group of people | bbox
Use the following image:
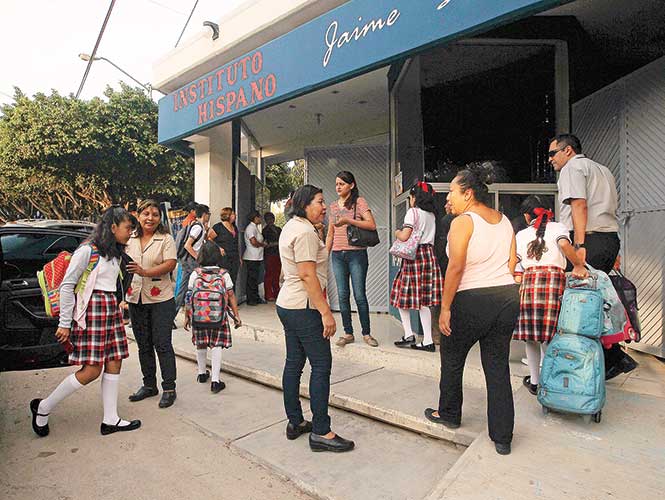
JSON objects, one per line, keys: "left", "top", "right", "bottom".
{"left": 30, "top": 133, "right": 634, "bottom": 458}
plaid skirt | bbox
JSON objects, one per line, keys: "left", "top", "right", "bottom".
{"left": 191, "top": 320, "right": 232, "bottom": 349}
{"left": 69, "top": 291, "right": 129, "bottom": 365}
{"left": 513, "top": 266, "right": 566, "bottom": 343}
{"left": 390, "top": 244, "right": 443, "bottom": 310}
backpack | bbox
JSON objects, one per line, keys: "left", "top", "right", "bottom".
{"left": 190, "top": 267, "right": 228, "bottom": 328}
{"left": 37, "top": 244, "right": 100, "bottom": 317}
{"left": 557, "top": 274, "right": 605, "bottom": 339}
{"left": 176, "top": 222, "right": 204, "bottom": 259}
{"left": 609, "top": 269, "right": 641, "bottom": 342}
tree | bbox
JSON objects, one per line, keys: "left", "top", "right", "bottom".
{"left": 0, "top": 84, "right": 193, "bottom": 222}
{"left": 265, "top": 159, "right": 305, "bottom": 202}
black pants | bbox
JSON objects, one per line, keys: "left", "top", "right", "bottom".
{"left": 568, "top": 231, "right": 627, "bottom": 369}
{"left": 438, "top": 285, "right": 520, "bottom": 445}
{"left": 221, "top": 254, "right": 240, "bottom": 291}
{"left": 245, "top": 260, "right": 262, "bottom": 304}
{"left": 277, "top": 306, "right": 332, "bottom": 436}
{"left": 129, "top": 298, "right": 177, "bottom": 391}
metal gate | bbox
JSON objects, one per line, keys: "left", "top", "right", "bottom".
{"left": 235, "top": 160, "right": 252, "bottom": 303}
{"left": 573, "top": 56, "right": 665, "bottom": 358}
{"left": 305, "top": 144, "right": 390, "bottom": 312}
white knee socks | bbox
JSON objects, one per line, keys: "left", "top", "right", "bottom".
{"left": 419, "top": 307, "right": 433, "bottom": 346}
{"left": 37, "top": 373, "right": 84, "bottom": 426}
{"left": 196, "top": 349, "right": 208, "bottom": 375}
{"left": 211, "top": 347, "right": 222, "bottom": 383}
{"left": 398, "top": 309, "right": 414, "bottom": 339}
{"left": 101, "top": 373, "right": 130, "bottom": 426}
{"left": 525, "top": 341, "right": 542, "bottom": 385}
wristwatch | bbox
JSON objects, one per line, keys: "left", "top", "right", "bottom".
{"left": 574, "top": 243, "right": 585, "bottom": 250}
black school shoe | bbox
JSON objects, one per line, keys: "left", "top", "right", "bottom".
{"left": 197, "top": 370, "right": 210, "bottom": 383}
{"left": 495, "top": 442, "right": 511, "bottom": 455}
{"left": 309, "top": 433, "right": 355, "bottom": 452}
{"left": 424, "top": 408, "right": 461, "bottom": 429}
{"left": 394, "top": 335, "right": 416, "bottom": 348}
{"left": 605, "top": 354, "right": 638, "bottom": 381}
{"left": 159, "top": 390, "right": 177, "bottom": 408}
{"left": 30, "top": 399, "right": 50, "bottom": 437}
{"left": 286, "top": 420, "right": 312, "bottom": 440}
{"left": 411, "top": 342, "right": 435, "bottom": 352}
{"left": 523, "top": 376, "right": 538, "bottom": 396}
{"left": 128, "top": 386, "right": 158, "bottom": 402}
{"left": 101, "top": 419, "right": 142, "bottom": 436}
{"left": 211, "top": 381, "right": 226, "bottom": 393}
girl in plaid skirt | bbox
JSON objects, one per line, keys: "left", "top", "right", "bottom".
{"left": 30, "top": 207, "right": 141, "bottom": 437}
{"left": 513, "top": 196, "right": 587, "bottom": 395}
{"left": 184, "top": 242, "right": 241, "bottom": 393}
{"left": 391, "top": 182, "right": 443, "bottom": 352}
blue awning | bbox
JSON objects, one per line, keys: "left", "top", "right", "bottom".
{"left": 158, "top": 0, "right": 572, "bottom": 144}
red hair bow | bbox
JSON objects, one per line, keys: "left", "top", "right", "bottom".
{"left": 418, "top": 181, "right": 434, "bottom": 193}
{"left": 533, "top": 207, "right": 554, "bottom": 230}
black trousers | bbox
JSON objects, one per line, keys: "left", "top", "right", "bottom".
{"left": 568, "top": 231, "right": 627, "bottom": 369}
{"left": 221, "top": 254, "right": 240, "bottom": 291}
{"left": 438, "top": 284, "right": 520, "bottom": 444}
{"left": 129, "top": 298, "right": 177, "bottom": 391}
{"left": 244, "top": 260, "right": 262, "bottom": 304}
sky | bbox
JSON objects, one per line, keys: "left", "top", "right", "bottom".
{"left": 0, "top": 0, "right": 248, "bottom": 105}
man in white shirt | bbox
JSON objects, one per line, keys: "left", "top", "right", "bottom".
{"left": 549, "top": 134, "right": 637, "bottom": 379}
{"left": 243, "top": 210, "right": 266, "bottom": 305}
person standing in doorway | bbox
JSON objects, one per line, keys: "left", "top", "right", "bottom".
{"left": 208, "top": 207, "right": 241, "bottom": 290}
{"left": 175, "top": 204, "right": 210, "bottom": 315}
{"left": 262, "top": 212, "right": 282, "bottom": 301}
{"left": 326, "top": 171, "right": 378, "bottom": 347}
{"left": 277, "top": 185, "right": 354, "bottom": 453}
{"left": 125, "top": 200, "right": 179, "bottom": 409}
{"left": 391, "top": 182, "right": 443, "bottom": 352}
{"left": 425, "top": 164, "right": 519, "bottom": 456}
{"left": 548, "top": 133, "right": 637, "bottom": 380}
{"left": 244, "top": 210, "right": 266, "bottom": 306}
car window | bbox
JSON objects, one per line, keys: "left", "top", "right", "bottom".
{"left": 1, "top": 233, "right": 84, "bottom": 280}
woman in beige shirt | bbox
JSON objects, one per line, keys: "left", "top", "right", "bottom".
{"left": 124, "top": 200, "right": 178, "bottom": 409}
{"left": 277, "top": 185, "right": 354, "bottom": 453}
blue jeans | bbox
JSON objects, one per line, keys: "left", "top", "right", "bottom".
{"left": 331, "top": 250, "right": 371, "bottom": 336}
{"left": 277, "top": 306, "right": 332, "bottom": 436}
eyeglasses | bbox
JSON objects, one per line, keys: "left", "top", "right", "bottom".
{"left": 547, "top": 147, "right": 565, "bottom": 158}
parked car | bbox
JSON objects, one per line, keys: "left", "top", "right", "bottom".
{"left": 0, "top": 220, "right": 94, "bottom": 371}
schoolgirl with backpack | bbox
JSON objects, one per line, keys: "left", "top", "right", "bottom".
{"left": 184, "top": 241, "right": 241, "bottom": 393}
{"left": 513, "top": 196, "right": 588, "bottom": 395}
{"left": 31, "top": 207, "right": 141, "bottom": 437}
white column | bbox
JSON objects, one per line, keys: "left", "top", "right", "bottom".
{"left": 191, "top": 123, "right": 234, "bottom": 222}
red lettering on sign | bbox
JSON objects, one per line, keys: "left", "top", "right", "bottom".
{"left": 237, "top": 87, "right": 248, "bottom": 109}
{"left": 197, "top": 102, "right": 207, "bottom": 125}
{"left": 206, "top": 75, "right": 214, "bottom": 96}
{"left": 264, "top": 73, "right": 277, "bottom": 98}
{"left": 207, "top": 99, "right": 214, "bottom": 121}
{"left": 173, "top": 93, "right": 179, "bottom": 112}
{"left": 250, "top": 78, "right": 264, "bottom": 104}
{"left": 216, "top": 95, "right": 225, "bottom": 116}
{"left": 198, "top": 79, "right": 207, "bottom": 100}
{"left": 226, "top": 90, "right": 237, "bottom": 109}
{"left": 216, "top": 68, "right": 225, "bottom": 91}
{"left": 251, "top": 51, "right": 263, "bottom": 74}
{"left": 188, "top": 84, "right": 197, "bottom": 104}
{"left": 179, "top": 90, "right": 188, "bottom": 109}
{"left": 239, "top": 56, "right": 251, "bottom": 80}
{"left": 226, "top": 63, "right": 238, "bottom": 86}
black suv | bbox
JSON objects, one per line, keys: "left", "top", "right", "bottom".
{"left": 0, "top": 220, "right": 94, "bottom": 371}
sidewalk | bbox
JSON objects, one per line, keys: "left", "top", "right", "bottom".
{"left": 133, "top": 304, "right": 665, "bottom": 499}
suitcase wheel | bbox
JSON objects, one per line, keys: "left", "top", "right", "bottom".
{"left": 593, "top": 411, "right": 602, "bottom": 424}
{"left": 541, "top": 406, "right": 549, "bottom": 416}
{"left": 582, "top": 414, "right": 592, "bottom": 424}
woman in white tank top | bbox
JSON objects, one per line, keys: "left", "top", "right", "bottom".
{"left": 424, "top": 164, "right": 520, "bottom": 456}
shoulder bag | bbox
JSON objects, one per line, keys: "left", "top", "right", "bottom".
{"left": 389, "top": 208, "right": 423, "bottom": 260}
{"left": 346, "top": 204, "right": 380, "bottom": 248}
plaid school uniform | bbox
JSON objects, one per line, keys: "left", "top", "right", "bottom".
{"left": 69, "top": 291, "right": 129, "bottom": 365}
{"left": 513, "top": 265, "right": 566, "bottom": 343}
{"left": 390, "top": 244, "right": 443, "bottom": 310}
{"left": 192, "top": 322, "right": 232, "bottom": 349}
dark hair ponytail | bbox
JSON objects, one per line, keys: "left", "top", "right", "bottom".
{"left": 89, "top": 206, "right": 131, "bottom": 260}
{"left": 456, "top": 162, "right": 495, "bottom": 205}
{"left": 336, "top": 171, "right": 359, "bottom": 210}
{"left": 523, "top": 196, "right": 554, "bottom": 261}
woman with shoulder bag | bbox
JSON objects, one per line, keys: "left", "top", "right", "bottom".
{"left": 326, "top": 171, "right": 379, "bottom": 347}
{"left": 125, "top": 199, "right": 179, "bottom": 409}
{"left": 391, "top": 181, "right": 443, "bottom": 352}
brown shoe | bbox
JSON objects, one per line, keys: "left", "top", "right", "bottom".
{"left": 363, "top": 335, "right": 378, "bottom": 347}
{"left": 336, "top": 335, "right": 355, "bottom": 347}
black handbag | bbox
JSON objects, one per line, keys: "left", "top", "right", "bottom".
{"left": 346, "top": 204, "right": 380, "bottom": 247}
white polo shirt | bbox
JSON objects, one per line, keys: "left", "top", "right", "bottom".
{"left": 243, "top": 222, "right": 264, "bottom": 261}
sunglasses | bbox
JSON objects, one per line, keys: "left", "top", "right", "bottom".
{"left": 547, "top": 147, "right": 566, "bottom": 158}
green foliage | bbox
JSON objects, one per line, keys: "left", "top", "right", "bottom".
{"left": 0, "top": 84, "right": 193, "bottom": 222}
{"left": 265, "top": 159, "right": 305, "bottom": 202}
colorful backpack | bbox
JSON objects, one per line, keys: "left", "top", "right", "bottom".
{"left": 37, "top": 244, "right": 100, "bottom": 317}
{"left": 189, "top": 267, "right": 228, "bottom": 328}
